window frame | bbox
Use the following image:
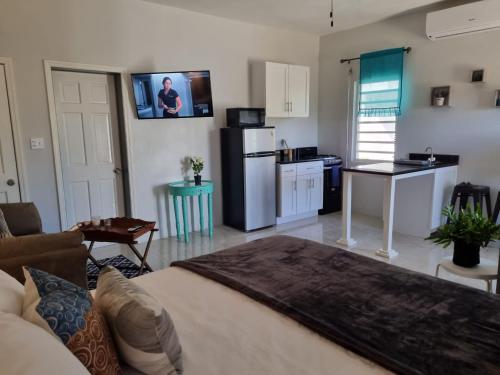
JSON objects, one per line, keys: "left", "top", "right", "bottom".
{"left": 351, "top": 81, "right": 397, "bottom": 163}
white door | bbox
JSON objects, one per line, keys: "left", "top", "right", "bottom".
{"left": 296, "top": 175, "right": 311, "bottom": 214}
{"left": 52, "top": 70, "right": 125, "bottom": 227}
{"left": 278, "top": 176, "right": 297, "bottom": 217}
{"left": 309, "top": 173, "right": 324, "bottom": 211}
{"left": 288, "top": 65, "right": 310, "bottom": 118}
{"left": 0, "top": 64, "right": 21, "bottom": 203}
{"left": 265, "top": 62, "right": 289, "bottom": 118}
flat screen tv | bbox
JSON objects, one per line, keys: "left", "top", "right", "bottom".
{"left": 131, "top": 70, "right": 213, "bottom": 119}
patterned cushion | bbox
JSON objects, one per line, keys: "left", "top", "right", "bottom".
{"left": 22, "top": 267, "right": 121, "bottom": 374}
{"left": 0, "top": 208, "right": 13, "bottom": 238}
{"left": 96, "top": 266, "right": 183, "bottom": 375}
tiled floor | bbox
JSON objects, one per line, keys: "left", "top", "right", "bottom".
{"left": 96, "top": 212, "right": 499, "bottom": 292}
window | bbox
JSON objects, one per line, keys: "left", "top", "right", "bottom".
{"left": 354, "top": 80, "right": 397, "bottom": 161}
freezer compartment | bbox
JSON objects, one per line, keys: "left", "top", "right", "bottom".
{"left": 243, "top": 127, "right": 276, "bottom": 155}
{"left": 244, "top": 155, "right": 276, "bottom": 230}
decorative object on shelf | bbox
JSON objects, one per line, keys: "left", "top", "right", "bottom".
{"left": 427, "top": 205, "right": 500, "bottom": 267}
{"left": 471, "top": 69, "right": 486, "bottom": 83}
{"left": 431, "top": 86, "right": 450, "bottom": 107}
{"left": 495, "top": 90, "right": 500, "bottom": 107}
{"left": 190, "top": 156, "right": 204, "bottom": 185}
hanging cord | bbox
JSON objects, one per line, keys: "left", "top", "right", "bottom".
{"left": 330, "top": 0, "right": 334, "bottom": 28}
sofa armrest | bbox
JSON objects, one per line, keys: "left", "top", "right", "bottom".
{"left": 0, "top": 231, "right": 84, "bottom": 258}
{"left": 0, "top": 245, "right": 88, "bottom": 289}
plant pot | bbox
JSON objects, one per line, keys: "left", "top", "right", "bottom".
{"left": 194, "top": 175, "right": 202, "bottom": 186}
{"left": 434, "top": 97, "right": 445, "bottom": 106}
{"left": 452, "top": 240, "right": 480, "bottom": 267}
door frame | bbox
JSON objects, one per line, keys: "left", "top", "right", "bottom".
{"left": 0, "top": 57, "right": 28, "bottom": 201}
{"left": 44, "top": 60, "right": 136, "bottom": 230}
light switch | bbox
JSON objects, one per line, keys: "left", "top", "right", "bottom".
{"left": 30, "top": 138, "right": 45, "bottom": 150}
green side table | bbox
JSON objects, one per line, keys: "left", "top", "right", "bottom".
{"left": 168, "top": 180, "right": 214, "bottom": 242}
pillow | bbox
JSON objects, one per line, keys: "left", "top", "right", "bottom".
{"left": 96, "top": 266, "right": 182, "bottom": 375}
{"left": 22, "top": 267, "right": 121, "bottom": 374}
{"left": 0, "top": 270, "right": 24, "bottom": 315}
{"left": 0, "top": 311, "right": 89, "bottom": 375}
{"left": 0, "top": 208, "right": 13, "bottom": 238}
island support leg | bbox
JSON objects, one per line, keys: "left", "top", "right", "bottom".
{"left": 337, "top": 171, "right": 357, "bottom": 247}
{"left": 376, "top": 176, "right": 399, "bottom": 259}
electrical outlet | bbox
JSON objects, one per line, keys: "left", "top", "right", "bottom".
{"left": 30, "top": 138, "right": 45, "bottom": 150}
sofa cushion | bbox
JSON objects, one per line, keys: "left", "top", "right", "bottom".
{"left": 22, "top": 267, "right": 121, "bottom": 374}
{"left": 0, "top": 202, "right": 42, "bottom": 236}
{"left": 0, "top": 208, "right": 13, "bottom": 239}
{"left": 96, "top": 266, "right": 183, "bottom": 375}
{"left": 0, "top": 311, "right": 89, "bottom": 375}
{"left": 0, "top": 269, "right": 24, "bottom": 315}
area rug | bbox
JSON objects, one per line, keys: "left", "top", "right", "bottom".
{"left": 87, "top": 255, "right": 150, "bottom": 290}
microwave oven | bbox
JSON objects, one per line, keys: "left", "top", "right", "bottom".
{"left": 226, "top": 108, "right": 265, "bottom": 128}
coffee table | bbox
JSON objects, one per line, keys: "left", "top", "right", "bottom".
{"left": 78, "top": 217, "right": 158, "bottom": 275}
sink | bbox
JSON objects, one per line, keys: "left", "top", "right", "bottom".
{"left": 394, "top": 159, "right": 441, "bottom": 166}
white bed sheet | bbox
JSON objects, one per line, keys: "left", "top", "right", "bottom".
{"left": 132, "top": 267, "right": 392, "bottom": 375}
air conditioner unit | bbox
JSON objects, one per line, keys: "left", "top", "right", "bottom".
{"left": 426, "top": 0, "right": 500, "bottom": 40}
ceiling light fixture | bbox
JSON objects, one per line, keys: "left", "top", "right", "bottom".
{"left": 330, "top": 0, "right": 334, "bottom": 28}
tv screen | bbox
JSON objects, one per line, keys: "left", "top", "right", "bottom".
{"left": 131, "top": 71, "right": 213, "bottom": 119}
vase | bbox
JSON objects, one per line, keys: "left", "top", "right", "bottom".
{"left": 452, "top": 240, "right": 480, "bottom": 267}
{"left": 194, "top": 175, "right": 202, "bottom": 186}
{"left": 434, "top": 97, "right": 445, "bottom": 106}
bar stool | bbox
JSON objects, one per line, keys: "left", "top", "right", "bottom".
{"left": 448, "top": 182, "right": 492, "bottom": 222}
{"left": 493, "top": 191, "right": 500, "bottom": 224}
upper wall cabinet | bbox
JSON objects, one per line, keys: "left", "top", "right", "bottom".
{"left": 251, "top": 62, "right": 310, "bottom": 118}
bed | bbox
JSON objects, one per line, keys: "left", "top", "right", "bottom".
{"left": 133, "top": 235, "right": 500, "bottom": 375}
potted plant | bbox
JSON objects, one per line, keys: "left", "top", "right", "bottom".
{"left": 190, "top": 156, "right": 204, "bottom": 185}
{"left": 427, "top": 205, "right": 500, "bottom": 267}
{"left": 433, "top": 93, "right": 445, "bottom": 106}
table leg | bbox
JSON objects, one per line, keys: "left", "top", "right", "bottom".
{"left": 486, "top": 280, "right": 492, "bottom": 293}
{"left": 127, "top": 243, "right": 154, "bottom": 273}
{"left": 337, "top": 171, "right": 356, "bottom": 247}
{"left": 435, "top": 264, "right": 441, "bottom": 277}
{"left": 87, "top": 241, "right": 102, "bottom": 268}
{"left": 198, "top": 193, "right": 204, "bottom": 235}
{"left": 138, "top": 229, "right": 156, "bottom": 275}
{"left": 376, "top": 176, "right": 399, "bottom": 259}
{"left": 208, "top": 192, "right": 213, "bottom": 238}
{"left": 182, "top": 196, "right": 189, "bottom": 242}
{"left": 172, "top": 196, "right": 181, "bottom": 240}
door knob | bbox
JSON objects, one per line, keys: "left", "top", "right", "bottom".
{"left": 6, "top": 179, "right": 16, "bottom": 186}
{"left": 113, "top": 168, "right": 122, "bottom": 174}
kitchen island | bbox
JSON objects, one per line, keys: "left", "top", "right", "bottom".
{"left": 337, "top": 157, "right": 459, "bottom": 258}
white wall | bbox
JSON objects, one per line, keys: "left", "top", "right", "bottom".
{"left": 318, "top": 5, "right": 500, "bottom": 217}
{"left": 0, "top": 0, "right": 319, "bottom": 234}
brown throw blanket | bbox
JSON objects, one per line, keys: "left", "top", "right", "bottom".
{"left": 172, "top": 235, "right": 500, "bottom": 375}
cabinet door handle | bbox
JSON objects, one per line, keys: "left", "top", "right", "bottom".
{"left": 290, "top": 102, "right": 293, "bottom": 113}
{"left": 293, "top": 181, "right": 297, "bottom": 191}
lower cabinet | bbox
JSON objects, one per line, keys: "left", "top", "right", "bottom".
{"left": 277, "top": 162, "right": 323, "bottom": 221}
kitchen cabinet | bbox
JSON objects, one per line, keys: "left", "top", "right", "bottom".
{"left": 277, "top": 161, "right": 323, "bottom": 224}
{"left": 251, "top": 62, "right": 310, "bottom": 118}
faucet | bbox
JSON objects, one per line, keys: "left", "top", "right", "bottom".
{"left": 425, "top": 147, "right": 435, "bottom": 165}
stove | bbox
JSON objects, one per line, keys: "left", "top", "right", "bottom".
{"left": 317, "top": 154, "right": 343, "bottom": 166}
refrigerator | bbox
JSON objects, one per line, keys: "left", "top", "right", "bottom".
{"left": 221, "top": 127, "right": 276, "bottom": 231}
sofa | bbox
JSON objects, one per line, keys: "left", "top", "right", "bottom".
{"left": 0, "top": 203, "right": 88, "bottom": 288}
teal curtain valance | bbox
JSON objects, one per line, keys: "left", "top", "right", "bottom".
{"left": 359, "top": 47, "right": 404, "bottom": 117}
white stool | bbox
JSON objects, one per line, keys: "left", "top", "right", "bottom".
{"left": 435, "top": 256, "right": 497, "bottom": 293}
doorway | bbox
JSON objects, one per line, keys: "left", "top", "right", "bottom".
{"left": 45, "top": 61, "right": 134, "bottom": 230}
{"left": 0, "top": 60, "right": 22, "bottom": 203}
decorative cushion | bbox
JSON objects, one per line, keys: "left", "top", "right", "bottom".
{"left": 0, "top": 311, "right": 89, "bottom": 375}
{"left": 0, "top": 269, "right": 24, "bottom": 315}
{"left": 96, "top": 266, "right": 183, "bottom": 375}
{"left": 22, "top": 267, "right": 121, "bottom": 374}
{"left": 0, "top": 208, "right": 13, "bottom": 238}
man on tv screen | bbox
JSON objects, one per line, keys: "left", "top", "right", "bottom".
{"left": 158, "top": 76, "right": 183, "bottom": 118}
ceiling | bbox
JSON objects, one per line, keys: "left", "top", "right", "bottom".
{"left": 142, "top": 0, "right": 446, "bottom": 35}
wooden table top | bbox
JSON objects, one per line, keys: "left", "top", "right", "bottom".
{"left": 77, "top": 217, "right": 156, "bottom": 244}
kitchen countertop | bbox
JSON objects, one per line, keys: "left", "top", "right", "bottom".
{"left": 343, "top": 161, "right": 458, "bottom": 176}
